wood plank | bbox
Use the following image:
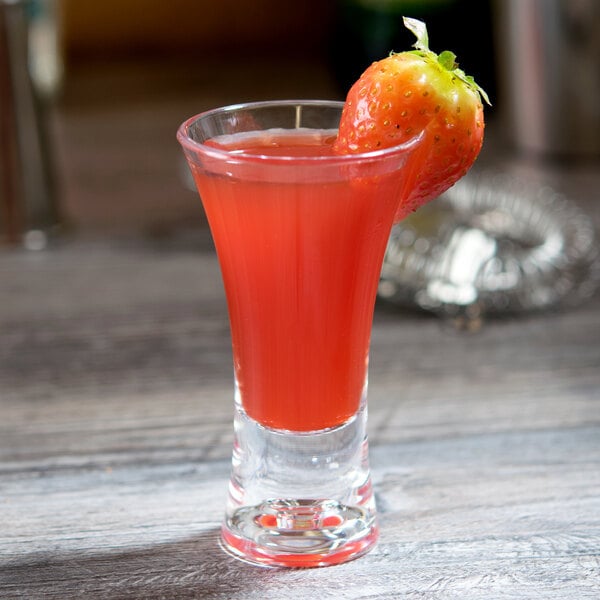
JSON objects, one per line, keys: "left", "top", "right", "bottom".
{"left": 1, "top": 428, "right": 598, "bottom": 598}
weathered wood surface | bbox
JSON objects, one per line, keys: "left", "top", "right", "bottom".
{"left": 1, "top": 224, "right": 599, "bottom": 599}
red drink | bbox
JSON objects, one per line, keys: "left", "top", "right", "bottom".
{"left": 179, "top": 101, "right": 422, "bottom": 567}
{"left": 190, "top": 129, "right": 411, "bottom": 431}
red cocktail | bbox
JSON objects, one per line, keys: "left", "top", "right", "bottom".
{"left": 178, "top": 101, "right": 422, "bottom": 567}
{"left": 199, "top": 130, "right": 416, "bottom": 432}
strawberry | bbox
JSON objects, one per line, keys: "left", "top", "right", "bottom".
{"left": 333, "top": 17, "right": 490, "bottom": 222}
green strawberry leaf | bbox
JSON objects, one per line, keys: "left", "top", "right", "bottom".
{"left": 438, "top": 50, "right": 457, "bottom": 71}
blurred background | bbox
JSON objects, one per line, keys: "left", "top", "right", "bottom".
{"left": 2, "top": 0, "right": 502, "bottom": 244}
{"left": 1, "top": 0, "right": 599, "bottom": 316}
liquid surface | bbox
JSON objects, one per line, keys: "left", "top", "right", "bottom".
{"left": 207, "top": 128, "right": 338, "bottom": 157}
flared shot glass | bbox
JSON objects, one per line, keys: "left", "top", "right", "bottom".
{"left": 177, "top": 100, "right": 422, "bottom": 567}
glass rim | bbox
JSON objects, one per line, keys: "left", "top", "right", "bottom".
{"left": 176, "top": 99, "right": 423, "bottom": 163}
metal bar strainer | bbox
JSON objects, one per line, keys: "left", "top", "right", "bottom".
{"left": 380, "top": 170, "right": 599, "bottom": 317}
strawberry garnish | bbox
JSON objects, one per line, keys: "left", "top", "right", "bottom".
{"left": 334, "top": 17, "right": 490, "bottom": 222}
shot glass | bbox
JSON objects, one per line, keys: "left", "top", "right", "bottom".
{"left": 177, "top": 100, "right": 422, "bottom": 567}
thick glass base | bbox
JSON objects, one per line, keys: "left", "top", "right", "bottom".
{"left": 221, "top": 403, "right": 378, "bottom": 567}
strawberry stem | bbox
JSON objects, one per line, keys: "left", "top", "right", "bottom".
{"left": 403, "top": 16, "right": 429, "bottom": 52}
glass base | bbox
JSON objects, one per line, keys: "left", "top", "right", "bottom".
{"left": 220, "top": 403, "right": 378, "bottom": 567}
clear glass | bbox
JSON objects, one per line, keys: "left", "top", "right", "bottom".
{"left": 178, "top": 100, "right": 422, "bottom": 567}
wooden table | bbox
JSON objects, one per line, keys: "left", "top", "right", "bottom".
{"left": 1, "top": 60, "right": 600, "bottom": 597}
